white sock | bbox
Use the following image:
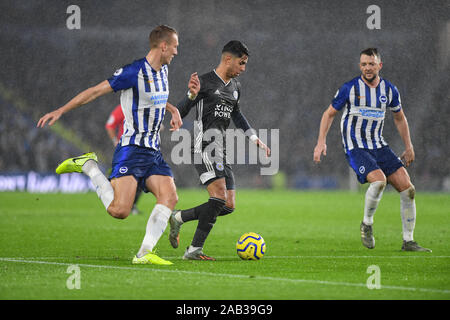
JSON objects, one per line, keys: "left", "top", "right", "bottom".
{"left": 400, "top": 186, "right": 416, "bottom": 242}
{"left": 363, "top": 181, "right": 386, "bottom": 226}
{"left": 187, "top": 245, "right": 202, "bottom": 253}
{"left": 82, "top": 160, "right": 114, "bottom": 210}
{"left": 174, "top": 211, "right": 184, "bottom": 223}
{"left": 137, "top": 204, "right": 172, "bottom": 257}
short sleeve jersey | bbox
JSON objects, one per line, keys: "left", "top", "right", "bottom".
{"left": 107, "top": 58, "right": 169, "bottom": 150}
{"left": 331, "top": 76, "right": 402, "bottom": 152}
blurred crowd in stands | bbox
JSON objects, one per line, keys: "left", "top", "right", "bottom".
{"left": 0, "top": 1, "right": 448, "bottom": 190}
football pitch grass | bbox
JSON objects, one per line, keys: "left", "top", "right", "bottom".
{"left": 0, "top": 189, "right": 449, "bottom": 300}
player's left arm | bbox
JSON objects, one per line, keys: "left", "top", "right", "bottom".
{"left": 232, "top": 109, "right": 271, "bottom": 157}
{"left": 392, "top": 108, "right": 415, "bottom": 167}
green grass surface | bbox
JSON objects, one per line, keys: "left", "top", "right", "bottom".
{"left": 0, "top": 189, "right": 449, "bottom": 300}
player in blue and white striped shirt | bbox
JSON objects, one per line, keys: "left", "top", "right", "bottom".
{"left": 38, "top": 25, "right": 201, "bottom": 265}
{"left": 108, "top": 60, "right": 169, "bottom": 150}
{"left": 333, "top": 72, "right": 401, "bottom": 153}
{"left": 313, "top": 48, "right": 430, "bottom": 252}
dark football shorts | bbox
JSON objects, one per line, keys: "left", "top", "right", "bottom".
{"left": 193, "top": 152, "right": 235, "bottom": 190}
{"left": 345, "top": 146, "right": 404, "bottom": 184}
{"left": 110, "top": 144, "right": 173, "bottom": 192}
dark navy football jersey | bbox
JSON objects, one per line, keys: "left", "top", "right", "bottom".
{"left": 177, "top": 70, "right": 253, "bottom": 154}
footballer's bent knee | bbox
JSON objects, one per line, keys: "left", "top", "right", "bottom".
{"left": 164, "top": 192, "right": 178, "bottom": 209}
{"left": 107, "top": 206, "right": 130, "bottom": 220}
{"left": 209, "top": 187, "right": 227, "bottom": 202}
{"left": 225, "top": 199, "right": 235, "bottom": 210}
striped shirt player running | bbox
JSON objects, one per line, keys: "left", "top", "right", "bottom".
{"left": 37, "top": 25, "right": 200, "bottom": 265}
{"left": 313, "top": 48, "right": 430, "bottom": 252}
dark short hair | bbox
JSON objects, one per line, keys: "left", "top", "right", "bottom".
{"left": 149, "top": 25, "right": 178, "bottom": 48}
{"left": 360, "top": 47, "right": 381, "bottom": 61}
{"left": 222, "top": 40, "right": 250, "bottom": 58}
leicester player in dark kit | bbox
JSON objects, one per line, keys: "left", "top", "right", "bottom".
{"left": 168, "top": 41, "right": 271, "bottom": 260}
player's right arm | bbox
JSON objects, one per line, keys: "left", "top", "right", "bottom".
{"left": 37, "top": 80, "right": 113, "bottom": 128}
{"left": 314, "top": 83, "right": 348, "bottom": 163}
{"left": 313, "top": 104, "right": 338, "bottom": 163}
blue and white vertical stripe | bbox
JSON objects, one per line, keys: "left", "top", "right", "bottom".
{"left": 108, "top": 58, "right": 169, "bottom": 151}
{"left": 331, "top": 76, "right": 402, "bottom": 153}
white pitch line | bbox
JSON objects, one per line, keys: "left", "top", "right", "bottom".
{"left": 5, "top": 255, "right": 450, "bottom": 260}
{"left": 0, "top": 257, "right": 449, "bottom": 295}
{"left": 200, "top": 255, "right": 450, "bottom": 260}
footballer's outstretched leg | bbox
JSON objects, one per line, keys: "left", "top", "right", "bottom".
{"left": 132, "top": 251, "right": 173, "bottom": 265}
{"left": 169, "top": 210, "right": 183, "bottom": 248}
{"left": 56, "top": 152, "right": 116, "bottom": 213}
{"left": 401, "top": 241, "right": 432, "bottom": 252}
{"left": 133, "top": 175, "right": 177, "bottom": 264}
{"left": 55, "top": 152, "right": 98, "bottom": 174}
{"left": 388, "top": 169, "right": 432, "bottom": 252}
{"left": 183, "top": 247, "right": 215, "bottom": 261}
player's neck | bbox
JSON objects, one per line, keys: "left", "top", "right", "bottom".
{"left": 146, "top": 50, "right": 163, "bottom": 71}
{"left": 214, "top": 65, "right": 231, "bottom": 84}
{"left": 361, "top": 75, "right": 380, "bottom": 88}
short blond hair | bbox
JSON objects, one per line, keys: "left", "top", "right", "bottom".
{"left": 149, "top": 25, "right": 177, "bottom": 48}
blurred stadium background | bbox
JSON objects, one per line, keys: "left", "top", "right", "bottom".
{"left": 0, "top": 0, "right": 448, "bottom": 192}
